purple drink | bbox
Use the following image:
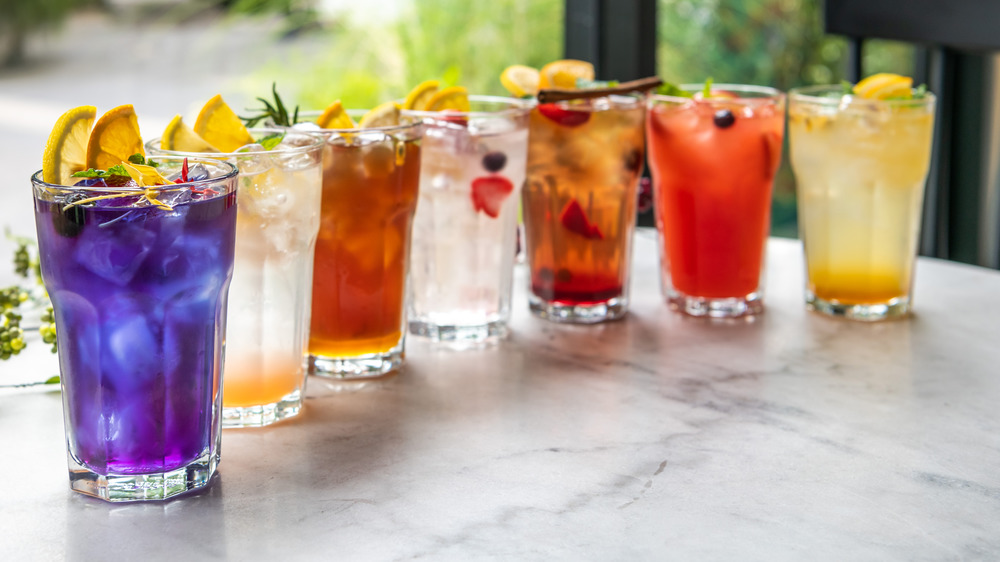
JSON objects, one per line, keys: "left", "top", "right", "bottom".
{"left": 31, "top": 157, "right": 239, "bottom": 502}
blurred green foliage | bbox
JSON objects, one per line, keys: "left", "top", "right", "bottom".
{"left": 0, "top": 0, "right": 82, "bottom": 66}
{"left": 656, "top": 0, "right": 914, "bottom": 237}
{"left": 235, "top": 0, "right": 915, "bottom": 237}
{"left": 242, "top": 0, "right": 563, "bottom": 111}
{"left": 657, "top": 0, "right": 914, "bottom": 89}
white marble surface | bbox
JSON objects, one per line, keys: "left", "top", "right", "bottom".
{"left": 1, "top": 233, "right": 999, "bottom": 561}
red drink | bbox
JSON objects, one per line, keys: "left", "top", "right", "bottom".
{"left": 646, "top": 85, "right": 784, "bottom": 317}
{"left": 522, "top": 96, "right": 645, "bottom": 323}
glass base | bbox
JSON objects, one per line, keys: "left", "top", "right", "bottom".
{"left": 408, "top": 318, "right": 507, "bottom": 345}
{"left": 309, "top": 343, "right": 404, "bottom": 381}
{"left": 806, "top": 291, "right": 911, "bottom": 321}
{"left": 222, "top": 389, "right": 303, "bottom": 428}
{"left": 529, "top": 295, "right": 627, "bottom": 324}
{"left": 668, "top": 291, "right": 763, "bottom": 318}
{"left": 68, "top": 449, "right": 218, "bottom": 503}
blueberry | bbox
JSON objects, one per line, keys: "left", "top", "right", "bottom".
{"left": 52, "top": 192, "right": 89, "bottom": 238}
{"left": 624, "top": 148, "right": 643, "bottom": 173}
{"left": 482, "top": 151, "right": 507, "bottom": 173}
{"left": 713, "top": 109, "right": 736, "bottom": 129}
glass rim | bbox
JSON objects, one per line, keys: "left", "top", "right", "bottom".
{"left": 650, "top": 83, "right": 785, "bottom": 105}
{"left": 293, "top": 110, "right": 425, "bottom": 134}
{"left": 399, "top": 94, "right": 533, "bottom": 119}
{"left": 146, "top": 127, "right": 327, "bottom": 158}
{"left": 30, "top": 156, "right": 239, "bottom": 194}
{"left": 788, "top": 84, "right": 936, "bottom": 106}
{"left": 539, "top": 93, "right": 644, "bottom": 111}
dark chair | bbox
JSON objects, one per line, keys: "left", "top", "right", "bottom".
{"left": 827, "top": 0, "right": 1000, "bottom": 269}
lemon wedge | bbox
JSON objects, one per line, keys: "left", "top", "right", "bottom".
{"left": 539, "top": 59, "right": 594, "bottom": 89}
{"left": 194, "top": 94, "right": 255, "bottom": 152}
{"left": 854, "top": 73, "right": 914, "bottom": 100}
{"left": 500, "top": 65, "right": 540, "bottom": 98}
{"left": 43, "top": 105, "right": 96, "bottom": 184}
{"left": 162, "top": 114, "right": 219, "bottom": 152}
{"left": 316, "top": 100, "right": 356, "bottom": 129}
{"left": 424, "top": 86, "right": 470, "bottom": 112}
{"left": 85, "top": 104, "right": 144, "bottom": 172}
{"left": 403, "top": 80, "right": 441, "bottom": 111}
{"left": 359, "top": 101, "right": 402, "bottom": 128}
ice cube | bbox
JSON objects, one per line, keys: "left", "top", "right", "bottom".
{"left": 99, "top": 292, "right": 162, "bottom": 385}
{"left": 363, "top": 143, "right": 396, "bottom": 178}
{"left": 292, "top": 122, "right": 322, "bottom": 132}
{"left": 166, "top": 163, "right": 211, "bottom": 183}
{"left": 272, "top": 132, "right": 322, "bottom": 171}
{"left": 234, "top": 144, "right": 274, "bottom": 176}
{"left": 76, "top": 223, "right": 157, "bottom": 285}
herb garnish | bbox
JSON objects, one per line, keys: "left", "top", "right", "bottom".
{"left": 242, "top": 83, "right": 300, "bottom": 128}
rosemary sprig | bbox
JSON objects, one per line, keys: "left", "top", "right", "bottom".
{"left": 242, "top": 83, "right": 300, "bottom": 127}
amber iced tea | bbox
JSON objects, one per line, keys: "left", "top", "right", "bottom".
{"left": 522, "top": 96, "right": 644, "bottom": 323}
{"left": 309, "top": 124, "right": 421, "bottom": 378}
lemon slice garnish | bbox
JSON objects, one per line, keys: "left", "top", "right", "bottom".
{"left": 316, "top": 100, "right": 356, "bottom": 129}
{"left": 403, "top": 80, "right": 440, "bottom": 111}
{"left": 85, "top": 104, "right": 144, "bottom": 172}
{"left": 539, "top": 59, "right": 594, "bottom": 89}
{"left": 162, "top": 114, "right": 219, "bottom": 152}
{"left": 358, "top": 101, "right": 402, "bottom": 128}
{"left": 43, "top": 105, "right": 96, "bottom": 184}
{"left": 424, "top": 86, "right": 470, "bottom": 112}
{"left": 194, "top": 94, "right": 255, "bottom": 152}
{"left": 854, "top": 73, "right": 914, "bottom": 100}
{"left": 500, "top": 65, "right": 540, "bottom": 97}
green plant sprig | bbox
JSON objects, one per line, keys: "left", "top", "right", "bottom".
{"left": 0, "top": 237, "right": 58, "bottom": 372}
{"left": 242, "top": 83, "right": 300, "bottom": 128}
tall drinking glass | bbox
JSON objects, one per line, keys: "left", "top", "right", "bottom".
{"left": 788, "top": 86, "right": 936, "bottom": 320}
{"left": 402, "top": 96, "right": 530, "bottom": 344}
{"left": 646, "top": 85, "right": 785, "bottom": 318}
{"left": 32, "top": 157, "right": 238, "bottom": 502}
{"left": 521, "top": 95, "right": 645, "bottom": 323}
{"left": 306, "top": 118, "right": 422, "bottom": 379}
{"left": 149, "top": 130, "right": 325, "bottom": 426}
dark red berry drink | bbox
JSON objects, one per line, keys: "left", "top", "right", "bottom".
{"left": 31, "top": 157, "right": 238, "bottom": 502}
{"left": 522, "top": 95, "right": 645, "bottom": 322}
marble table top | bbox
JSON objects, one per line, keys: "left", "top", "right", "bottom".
{"left": 1, "top": 233, "right": 998, "bottom": 561}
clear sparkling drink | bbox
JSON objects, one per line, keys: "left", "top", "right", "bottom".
{"left": 149, "top": 131, "right": 325, "bottom": 426}
{"left": 405, "top": 97, "right": 530, "bottom": 344}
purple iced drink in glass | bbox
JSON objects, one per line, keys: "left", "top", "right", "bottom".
{"left": 31, "top": 157, "right": 239, "bottom": 502}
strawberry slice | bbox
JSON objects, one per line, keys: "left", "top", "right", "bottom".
{"left": 437, "top": 109, "right": 468, "bottom": 127}
{"left": 471, "top": 176, "right": 514, "bottom": 218}
{"left": 538, "top": 103, "right": 590, "bottom": 127}
{"left": 559, "top": 199, "right": 603, "bottom": 239}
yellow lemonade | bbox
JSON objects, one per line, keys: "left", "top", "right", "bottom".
{"left": 789, "top": 85, "right": 935, "bottom": 319}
